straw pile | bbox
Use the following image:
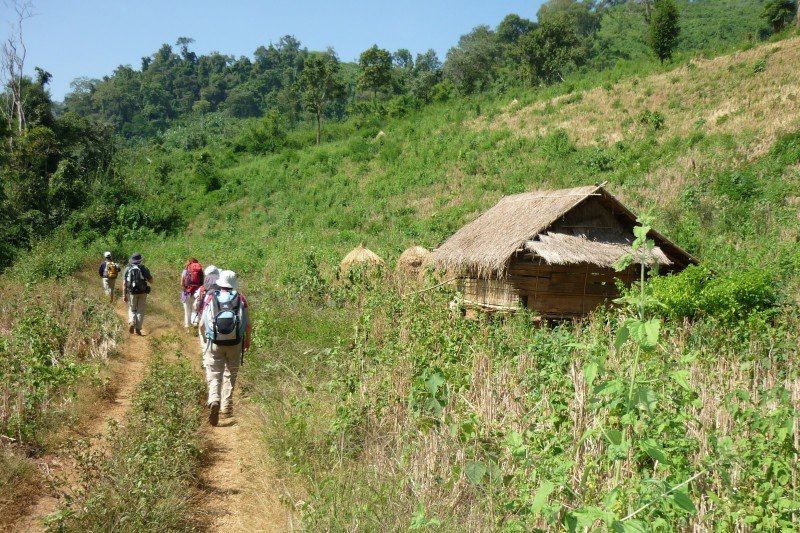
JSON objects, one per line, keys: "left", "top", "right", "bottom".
{"left": 339, "top": 244, "right": 384, "bottom": 273}
{"left": 396, "top": 246, "right": 431, "bottom": 276}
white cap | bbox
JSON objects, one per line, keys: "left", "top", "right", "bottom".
{"left": 204, "top": 264, "right": 218, "bottom": 276}
{"left": 104, "top": 251, "right": 112, "bottom": 258}
{"left": 216, "top": 270, "right": 237, "bottom": 289}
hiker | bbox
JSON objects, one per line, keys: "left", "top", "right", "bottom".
{"left": 193, "top": 264, "right": 220, "bottom": 322}
{"left": 180, "top": 258, "right": 204, "bottom": 329}
{"left": 98, "top": 251, "right": 120, "bottom": 302}
{"left": 123, "top": 253, "right": 153, "bottom": 335}
{"left": 199, "top": 269, "right": 250, "bottom": 426}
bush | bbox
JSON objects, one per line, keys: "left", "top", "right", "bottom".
{"left": 650, "top": 266, "right": 779, "bottom": 321}
{"left": 638, "top": 109, "right": 666, "bottom": 131}
{"left": 233, "top": 112, "right": 288, "bottom": 154}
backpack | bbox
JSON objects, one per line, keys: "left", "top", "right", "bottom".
{"left": 208, "top": 290, "right": 243, "bottom": 346}
{"left": 126, "top": 265, "right": 149, "bottom": 294}
{"left": 106, "top": 261, "right": 119, "bottom": 279}
{"left": 185, "top": 262, "right": 203, "bottom": 293}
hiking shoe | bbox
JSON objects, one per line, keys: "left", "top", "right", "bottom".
{"left": 135, "top": 330, "right": 143, "bottom": 336}
{"left": 129, "top": 324, "right": 135, "bottom": 334}
{"left": 221, "top": 406, "right": 233, "bottom": 418}
{"left": 209, "top": 401, "right": 220, "bottom": 426}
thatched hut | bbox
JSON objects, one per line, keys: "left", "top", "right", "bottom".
{"left": 339, "top": 244, "right": 384, "bottom": 274}
{"left": 433, "top": 185, "right": 697, "bottom": 318}
{"left": 396, "top": 246, "right": 431, "bottom": 276}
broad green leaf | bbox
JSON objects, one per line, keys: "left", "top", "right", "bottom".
{"left": 584, "top": 361, "right": 598, "bottom": 386}
{"left": 530, "top": 480, "right": 555, "bottom": 515}
{"left": 641, "top": 439, "right": 670, "bottom": 465}
{"left": 672, "top": 490, "right": 697, "bottom": 514}
{"left": 464, "top": 460, "right": 486, "bottom": 485}
{"left": 505, "top": 431, "right": 523, "bottom": 449}
{"left": 605, "top": 428, "right": 623, "bottom": 446}
{"left": 425, "top": 372, "right": 445, "bottom": 395}
{"left": 594, "top": 379, "right": 622, "bottom": 396}
{"left": 612, "top": 519, "right": 648, "bottom": 532}
{"left": 670, "top": 369, "right": 692, "bottom": 391}
{"left": 614, "top": 323, "right": 630, "bottom": 350}
{"left": 643, "top": 318, "right": 660, "bottom": 348}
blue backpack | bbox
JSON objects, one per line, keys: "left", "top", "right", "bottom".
{"left": 207, "top": 290, "right": 243, "bottom": 346}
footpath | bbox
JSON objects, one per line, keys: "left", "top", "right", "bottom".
{"left": 13, "top": 267, "right": 293, "bottom": 532}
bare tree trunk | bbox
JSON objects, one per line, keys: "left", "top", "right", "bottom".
{"left": 1, "top": 1, "right": 34, "bottom": 138}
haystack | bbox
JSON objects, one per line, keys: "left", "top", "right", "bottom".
{"left": 339, "top": 244, "right": 384, "bottom": 274}
{"left": 396, "top": 246, "right": 431, "bottom": 276}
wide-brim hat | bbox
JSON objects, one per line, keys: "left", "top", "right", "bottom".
{"left": 104, "top": 251, "right": 112, "bottom": 258}
{"left": 216, "top": 270, "right": 237, "bottom": 289}
{"left": 204, "top": 264, "right": 218, "bottom": 276}
{"left": 130, "top": 253, "right": 143, "bottom": 264}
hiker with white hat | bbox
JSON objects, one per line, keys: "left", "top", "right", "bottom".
{"left": 193, "top": 264, "right": 220, "bottom": 326}
{"left": 198, "top": 269, "right": 251, "bottom": 426}
{"left": 122, "top": 253, "right": 153, "bottom": 335}
{"left": 98, "top": 251, "right": 120, "bottom": 302}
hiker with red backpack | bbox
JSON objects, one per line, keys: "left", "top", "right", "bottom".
{"left": 198, "top": 269, "right": 251, "bottom": 426}
{"left": 181, "top": 258, "right": 204, "bottom": 329}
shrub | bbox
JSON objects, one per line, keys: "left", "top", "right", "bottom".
{"left": 233, "top": 112, "right": 288, "bottom": 154}
{"left": 650, "top": 266, "right": 779, "bottom": 321}
{"left": 638, "top": 109, "right": 666, "bottom": 131}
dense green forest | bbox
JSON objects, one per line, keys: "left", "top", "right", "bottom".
{"left": 2, "top": 0, "right": 800, "bottom": 530}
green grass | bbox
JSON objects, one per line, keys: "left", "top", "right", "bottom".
{"left": 49, "top": 336, "right": 204, "bottom": 532}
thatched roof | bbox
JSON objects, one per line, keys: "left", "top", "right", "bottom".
{"left": 433, "top": 185, "right": 696, "bottom": 278}
{"left": 397, "top": 246, "right": 431, "bottom": 272}
{"left": 526, "top": 232, "right": 672, "bottom": 268}
{"left": 340, "top": 244, "right": 384, "bottom": 272}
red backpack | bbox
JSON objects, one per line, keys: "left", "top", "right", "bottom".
{"left": 185, "top": 262, "right": 203, "bottom": 293}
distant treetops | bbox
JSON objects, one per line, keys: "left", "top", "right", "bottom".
{"left": 56, "top": 0, "right": 780, "bottom": 139}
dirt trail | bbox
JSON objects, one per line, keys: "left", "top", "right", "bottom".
{"left": 14, "top": 268, "right": 294, "bottom": 532}
{"left": 13, "top": 287, "right": 165, "bottom": 532}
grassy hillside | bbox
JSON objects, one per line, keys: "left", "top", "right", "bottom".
{"left": 4, "top": 29, "right": 799, "bottom": 530}
{"left": 76, "top": 35, "right": 800, "bottom": 530}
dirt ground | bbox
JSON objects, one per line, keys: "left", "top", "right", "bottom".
{"left": 13, "top": 268, "right": 293, "bottom": 532}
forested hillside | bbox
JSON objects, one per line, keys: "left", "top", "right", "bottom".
{"left": 2, "top": 0, "right": 800, "bottom": 530}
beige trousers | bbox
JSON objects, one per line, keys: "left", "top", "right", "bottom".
{"left": 203, "top": 341, "right": 241, "bottom": 409}
{"left": 128, "top": 293, "right": 147, "bottom": 331}
{"left": 102, "top": 277, "right": 116, "bottom": 299}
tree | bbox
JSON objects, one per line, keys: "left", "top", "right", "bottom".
{"left": 649, "top": 0, "right": 679, "bottom": 63}
{"left": 358, "top": 45, "right": 392, "bottom": 102}
{"left": 442, "top": 25, "right": 502, "bottom": 94}
{"left": 496, "top": 14, "right": 536, "bottom": 45}
{"left": 760, "top": 0, "right": 797, "bottom": 33}
{"left": 299, "top": 50, "right": 345, "bottom": 144}
{"left": 1, "top": 0, "right": 34, "bottom": 138}
{"left": 517, "top": 14, "right": 586, "bottom": 83}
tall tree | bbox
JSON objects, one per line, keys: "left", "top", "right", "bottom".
{"left": 760, "top": 0, "right": 797, "bottom": 33}
{"left": 358, "top": 45, "right": 392, "bottom": 102}
{"left": 649, "top": 0, "right": 680, "bottom": 63}
{"left": 1, "top": 0, "right": 34, "bottom": 138}
{"left": 299, "top": 50, "right": 345, "bottom": 144}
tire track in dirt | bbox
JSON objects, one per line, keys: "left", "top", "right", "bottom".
{"left": 13, "top": 275, "right": 170, "bottom": 532}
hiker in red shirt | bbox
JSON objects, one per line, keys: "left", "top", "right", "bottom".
{"left": 181, "top": 258, "right": 204, "bottom": 329}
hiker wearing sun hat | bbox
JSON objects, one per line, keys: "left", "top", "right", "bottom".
{"left": 122, "top": 253, "right": 153, "bottom": 335}
{"left": 198, "top": 269, "right": 251, "bottom": 426}
{"left": 193, "top": 264, "right": 220, "bottom": 325}
{"left": 98, "top": 251, "right": 120, "bottom": 302}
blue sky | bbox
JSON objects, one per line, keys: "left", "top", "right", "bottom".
{"left": 0, "top": 0, "right": 546, "bottom": 101}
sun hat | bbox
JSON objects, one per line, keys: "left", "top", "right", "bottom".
{"left": 130, "top": 253, "right": 143, "bottom": 264}
{"left": 104, "top": 251, "right": 112, "bottom": 258}
{"left": 204, "top": 264, "right": 219, "bottom": 276}
{"left": 216, "top": 270, "right": 237, "bottom": 289}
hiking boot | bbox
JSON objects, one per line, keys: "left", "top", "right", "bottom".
{"left": 135, "top": 330, "right": 143, "bottom": 336}
{"left": 209, "top": 401, "right": 220, "bottom": 426}
{"left": 221, "top": 405, "right": 233, "bottom": 418}
{"left": 129, "top": 324, "right": 135, "bottom": 334}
